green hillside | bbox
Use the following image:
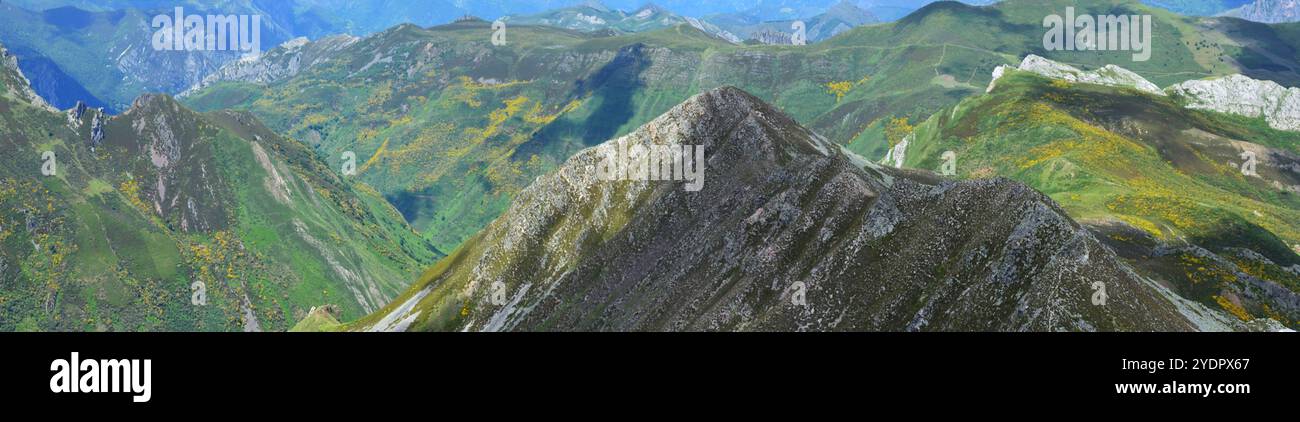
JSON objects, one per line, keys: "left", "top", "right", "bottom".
{"left": 0, "top": 46, "right": 438, "bottom": 331}
{"left": 903, "top": 69, "right": 1300, "bottom": 328}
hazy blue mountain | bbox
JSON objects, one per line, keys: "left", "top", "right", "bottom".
{"left": 0, "top": 2, "right": 305, "bottom": 111}
{"left": 502, "top": 2, "right": 743, "bottom": 42}
{"left": 707, "top": 0, "right": 879, "bottom": 43}
{"left": 1143, "top": 0, "right": 1255, "bottom": 15}
{"left": 6, "top": 45, "right": 112, "bottom": 111}
{"left": 1222, "top": 0, "right": 1300, "bottom": 23}
{"left": 0, "top": 0, "right": 614, "bottom": 111}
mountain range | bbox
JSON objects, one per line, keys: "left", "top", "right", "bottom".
{"left": 0, "top": 0, "right": 591, "bottom": 112}
{"left": 5, "top": 0, "right": 1300, "bottom": 331}
{"left": 501, "top": 2, "right": 745, "bottom": 42}
{"left": 0, "top": 0, "right": 1011, "bottom": 116}
{"left": 707, "top": 0, "right": 880, "bottom": 43}
{"left": 181, "top": 0, "right": 1300, "bottom": 255}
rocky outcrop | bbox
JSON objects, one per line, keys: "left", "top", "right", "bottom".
{"left": 178, "top": 35, "right": 359, "bottom": 98}
{"left": 89, "top": 111, "right": 105, "bottom": 147}
{"left": 1168, "top": 74, "right": 1300, "bottom": 132}
{"left": 988, "top": 55, "right": 1163, "bottom": 95}
{"left": 363, "top": 87, "right": 1203, "bottom": 332}
{"left": 63, "top": 101, "right": 106, "bottom": 148}
{"left": 0, "top": 43, "right": 55, "bottom": 112}
{"left": 116, "top": 94, "right": 232, "bottom": 233}
{"left": 988, "top": 57, "right": 1300, "bottom": 133}
{"left": 684, "top": 17, "right": 742, "bottom": 43}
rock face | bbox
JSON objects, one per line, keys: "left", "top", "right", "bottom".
{"left": 989, "top": 55, "right": 1163, "bottom": 95}
{"left": 179, "top": 35, "right": 359, "bottom": 98}
{"left": 1168, "top": 74, "right": 1300, "bottom": 131}
{"left": 362, "top": 87, "right": 1202, "bottom": 332}
{"left": 0, "top": 44, "right": 54, "bottom": 112}
{"left": 89, "top": 111, "right": 104, "bottom": 147}
{"left": 115, "top": 94, "right": 232, "bottom": 233}
{"left": 1224, "top": 0, "right": 1300, "bottom": 23}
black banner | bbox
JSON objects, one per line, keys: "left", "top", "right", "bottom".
{"left": 1, "top": 332, "right": 1293, "bottom": 412}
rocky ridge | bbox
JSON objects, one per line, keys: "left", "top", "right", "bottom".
{"left": 358, "top": 87, "right": 1212, "bottom": 332}
{"left": 989, "top": 55, "right": 1164, "bottom": 95}
{"left": 180, "top": 35, "right": 361, "bottom": 98}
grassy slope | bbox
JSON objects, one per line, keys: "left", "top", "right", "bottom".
{"left": 0, "top": 64, "right": 437, "bottom": 331}
{"left": 904, "top": 70, "right": 1300, "bottom": 327}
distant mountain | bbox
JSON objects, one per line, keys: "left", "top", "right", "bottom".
{"left": 0, "top": 43, "right": 438, "bottom": 331}
{"left": 350, "top": 87, "right": 1226, "bottom": 332}
{"left": 707, "top": 0, "right": 879, "bottom": 43}
{"left": 857, "top": 0, "right": 996, "bottom": 21}
{"left": 4, "top": 44, "right": 111, "bottom": 112}
{"left": 0, "top": 2, "right": 301, "bottom": 112}
{"left": 585, "top": 0, "right": 997, "bottom": 22}
{"left": 1223, "top": 0, "right": 1300, "bottom": 23}
{"left": 3, "top": 0, "right": 568, "bottom": 30}
{"left": 502, "top": 2, "right": 742, "bottom": 42}
{"left": 592, "top": 0, "right": 843, "bottom": 21}
{"left": 178, "top": 35, "right": 361, "bottom": 97}
{"left": 0, "top": 0, "right": 577, "bottom": 112}
{"left": 1142, "top": 0, "right": 1254, "bottom": 16}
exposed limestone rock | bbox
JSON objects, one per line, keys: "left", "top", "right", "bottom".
{"left": 178, "top": 35, "right": 359, "bottom": 98}
{"left": 1168, "top": 74, "right": 1300, "bottom": 132}
{"left": 989, "top": 55, "right": 1163, "bottom": 96}
{"left": 89, "top": 110, "right": 104, "bottom": 147}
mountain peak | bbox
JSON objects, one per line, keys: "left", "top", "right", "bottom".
{"left": 828, "top": 0, "right": 870, "bottom": 16}
{"left": 357, "top": 86, "right": 1198, "bottom": 332}
{"left": 578, "top": 0, "right": 611, "bottom": 13}
{"left": 619, "top": 86, "right": 840, "bottom": 163}
{"left": 634, "top": 2, "right": 669, "bottom": 16}
{"left": 125, "top": 93, "right": 184, "bottom": 116}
